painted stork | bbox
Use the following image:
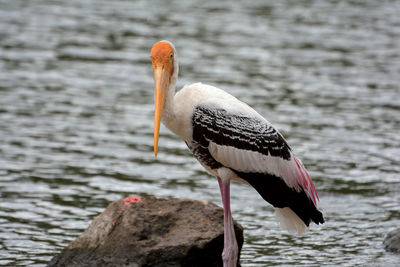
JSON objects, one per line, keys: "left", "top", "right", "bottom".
{"left": 150, "top": 40, "right": 324, "bottom": 267}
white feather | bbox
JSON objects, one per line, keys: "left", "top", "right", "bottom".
{"left": 208, "top": 142, "right": 302, "bottom": 191}
{"left": 275, "top": 207, "right": 308, "bottom": 234}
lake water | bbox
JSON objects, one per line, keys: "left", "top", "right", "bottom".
{"left": 0, "top": 0, "right": 399, "bottom": 266}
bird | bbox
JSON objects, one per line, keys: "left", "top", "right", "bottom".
{"left": 150, "top": 40, "right": 324, "bottom": 267}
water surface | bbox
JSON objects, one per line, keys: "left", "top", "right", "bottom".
{"left": 0, "top": 0, "right": 399, "bottom": 266}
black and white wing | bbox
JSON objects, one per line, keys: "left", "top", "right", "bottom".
{"left": 189, "top": 104, "right": 323, "bottom": 228}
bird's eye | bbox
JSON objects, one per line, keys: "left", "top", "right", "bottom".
{"left": 169, "top": 53, "right": 174, "bottom": 59}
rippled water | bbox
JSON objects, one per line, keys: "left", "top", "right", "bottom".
{"left": 1, "top": 0, "right": 399, "bottom": 266}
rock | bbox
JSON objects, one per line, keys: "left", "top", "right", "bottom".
{"left": 49, "top": 196, "right": 244, "bottom": 267}
{"left": 384, "top": 228, "right": 400, "bottom": 253}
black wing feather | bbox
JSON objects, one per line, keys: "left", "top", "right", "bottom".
{"left": 192, "top": 106, "right": 291, "bottom": 160}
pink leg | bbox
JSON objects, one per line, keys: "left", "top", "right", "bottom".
{"left": 218, "top": 177, "right": 238, "bottom": 267}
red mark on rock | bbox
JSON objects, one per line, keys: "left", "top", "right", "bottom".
{"left": 124, "top": 196, "right": 142, "bottom": 205}
{"left": 158, "top": 210, "right": 162, "bottom": 215}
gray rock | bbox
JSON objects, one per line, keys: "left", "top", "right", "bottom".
{"left": 384, "top": 228, "right": 400, "bottom": 253}
{"left": 49, "top": 196, "right": 243, "bottom": 267}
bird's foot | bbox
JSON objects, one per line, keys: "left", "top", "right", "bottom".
{"left": 222, "top": 242, "right": 238, "bottom": 267}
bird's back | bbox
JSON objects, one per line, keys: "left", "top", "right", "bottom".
{"left": 171, "top": 82, "right": 268, "bottom": 138}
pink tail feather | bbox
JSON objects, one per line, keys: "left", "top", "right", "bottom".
{"left": 292, "top": 154, "right": 319, "bottom": 206}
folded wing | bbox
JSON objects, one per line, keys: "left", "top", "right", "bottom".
{"left": 191, "top": 105, "right": 324, "bottom": 229}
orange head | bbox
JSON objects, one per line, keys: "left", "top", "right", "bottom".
{"left": 150, "top": 41, "right": 175, "bottom": 157}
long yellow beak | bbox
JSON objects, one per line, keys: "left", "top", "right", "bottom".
{"left": 153, "top": 65, "right": 169, "bottom": 157}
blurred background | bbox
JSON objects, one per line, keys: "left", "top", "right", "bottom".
{"left": 0, "top": 0, "right": 399, "bottom": 266}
